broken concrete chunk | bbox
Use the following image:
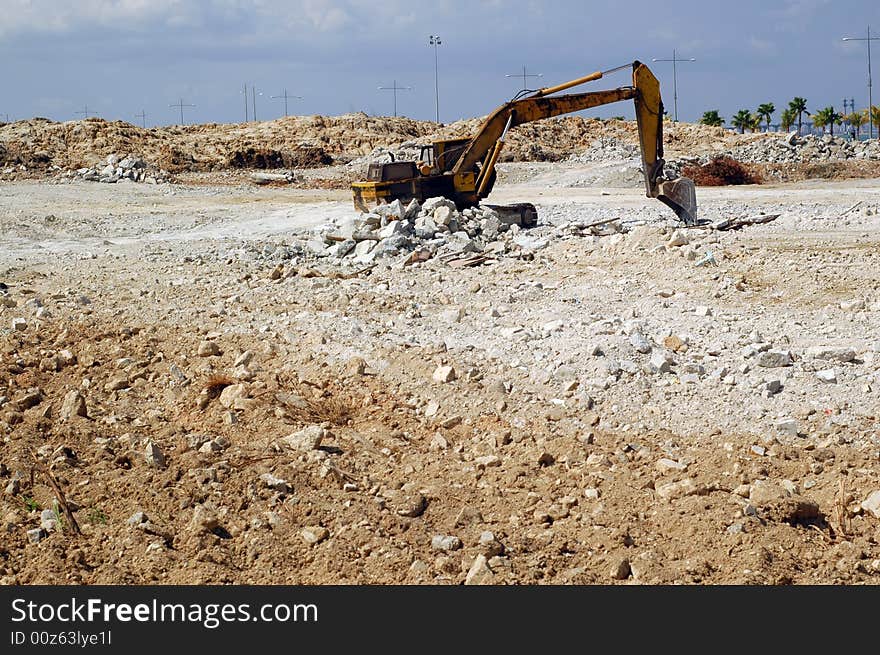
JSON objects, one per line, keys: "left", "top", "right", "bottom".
{"left": 806, "top": 346, "right": 856, "bottom": 363}
{"left": 144, "top": 441, "right": 166, "bottom": 468}
{"left": 60, "top": 390, "right": 87, "bottom": 420}
{"left": 465, "top": 554, "right": 496, "bottom": 585}
{"left": 757, "top": 350, "right": 792, "bottom": 368}
{"left": 281, "top": 425, "right": 326, "bottom": 451}
{"left": 816, "top": 369, "right": 837, "bottom": 384}
{"left": 197, "top": 341, "right": 221, "bottom": 357}
{"left": 861, "top": 490, "right": 880, "bottom": 519}
{"left": 432, "top": 365, "right": 456, "bottom": 383}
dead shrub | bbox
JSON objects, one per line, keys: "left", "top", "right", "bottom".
{"left": 682, "top": 156, "right": 762, "bottom": 186}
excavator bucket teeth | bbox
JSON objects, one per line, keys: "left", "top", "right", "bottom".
{"left": 657, "top": 177, "right": 698, "bottom": 226}
{"left": 483, "top": 203, "right": 538, "bottom": 228}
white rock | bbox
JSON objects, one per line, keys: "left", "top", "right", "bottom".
{"left": 656, "top": 458, "right": 687, "bottom": 472}
{"left": 861, "top": 490, "right": 880, "bottom": 518}
{"left": 433, "top": 205, "right": 455, "bottom": 226}
{"left": 259, "top": 473, "right": 289, "bottom": 493}
{"left": 59, "top": 390, "right": 87, "bottom": 420}
{"left": 234, "top": 350, "right": 255, "bottom": 367}
{"left": 432, "top": 365, "right": 456, "bottom": 383}
{"left": 281, "top": 425, "right": 326, "bottom": 451}
{"left": 422, "top": 197, "right": 457, "bottom": 215}
{"left": 465, "top": 554, "right": 495, "bottom": 585}
{"left": 475, "top": 455, "right": 501, "bottom": 468}
{"left": 667, "top": 230, "right": 689, "bottom": 247}
{"left": 354, "top": 239, "right": 378, "bottom": 258}
{"left": 806, "top": 346, "right": 856, "bottom": 363}
{"left": 197, "top": 341, "right": 221, "bottom": 357}
{"left": 301, "top": 526, "right": 329, "bottom": 545}
{"left": 649, "top": 349, "right": 672, "bottom": 374}
{"left": 144, "top": 441, "right": 166, "bottom": 468}
{"left": 630, "top": 332, "right": 652, "bottom": 354}
{"left": 816, "top": 369, "right": 837, "bottom": 383}
{"left": 757, "top": 350, "right": 792, "bottom": 368}
{"left": 218, "top": 384, "right": 248, "bottom": 409}
{"left": 656, "top": 478, "right": 702, "bottom": 500}
{"left": 775, "top": 418, "right": 799, "bottom": 437}
{"left": 431, "top": 535, "right": 462, "bottom": 551}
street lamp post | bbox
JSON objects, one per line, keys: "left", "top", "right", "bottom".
{"left": 842, "top": 26, "right": 879, "bottom": 139}
{"left": 429, "top": 35, "right": 442, "bottom": 123}
{"left": 651, "top": 49, "right": 696, "bottom": 122}
{"left": 251, "top": 86, "right": 263, "bottom": 122}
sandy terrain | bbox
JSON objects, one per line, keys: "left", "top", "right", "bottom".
{"left": 1, "top": 154, "right": 880, "bottom": 585}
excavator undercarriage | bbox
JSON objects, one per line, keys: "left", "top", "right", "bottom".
{"left": 352, "top": 61, "right": 698, "bottom": 225}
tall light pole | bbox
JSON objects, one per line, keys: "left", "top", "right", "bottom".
{"left": 505, "top": 65, "right": 542, "bottom": 96}
{"left": 378, "top": 81, "right": 412, "bottom": 117}
{"left": 842, "top": 26, "right": 879, "bottom": 139}
{"left": 651, "top": 49, "right": 696, "bottom": 122}
{"left": 429, "top": 35, "right": 442, "bottom": 123}
{"left": 271, "top": 89, "right": 303, "bottom": 117}
{"left": 251, "top": 86, "right": 263, "bottom": 122}
{"left": 241, "top": 84, "right": 249, "bottom": 122}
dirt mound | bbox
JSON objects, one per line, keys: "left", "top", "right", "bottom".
{"left": 0, "top": 113, "right": 765, "bottom": 178}
{"left": 0, "top": 114, "right": 435, "bottom": 174}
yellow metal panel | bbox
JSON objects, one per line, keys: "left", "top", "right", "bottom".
{"left": 453, "top": 172, "right": 475, "bottom": 192}
{"left": 632, "top": 62, "right": 663, "bottom": 197}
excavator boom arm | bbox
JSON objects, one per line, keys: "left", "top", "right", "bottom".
{"left": 452, "top": 61, "right": 697, "bottom": 224}
{"left": 454, "top": 87, "right": 636, "bottom": 174}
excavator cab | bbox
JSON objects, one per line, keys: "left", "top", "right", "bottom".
{"left": 416, "top": 138, "right": 472, "bottom": 176}
{"left": 352, "top": 61, "right": 698, "bottom": 224}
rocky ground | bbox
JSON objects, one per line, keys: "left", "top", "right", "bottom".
{"left": 1, "top": 160, "right": 879, "bottom": 585}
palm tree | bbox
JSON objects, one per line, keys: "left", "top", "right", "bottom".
{"left": 700, "top": 110, "right": 724, "bottom": 127}
{"left": 780, "top": 108, "right": 796, "bottom": 132}
{"left": 756, "top": 102, "right": 775, "bottom": 132}
{"left": 846, "top": 111, "right": 866, "bottom": 139}
{"left": 731, "top": 109, "right": 753, "bottom": 134}
{"left": 748, "top": 114, "right": 763, "bottom": 133}
{"left": 871, "top": 105, "right": 880, "bottom": 137}
{"left": 789, "top": 97, "right": 808, "bottom": 135}
{"left": 812, "top": 107, "right": 842, "bottom": 136}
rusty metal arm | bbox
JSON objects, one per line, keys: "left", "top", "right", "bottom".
{"left": 454, "top": 87, "right": 636, "bottom": 179}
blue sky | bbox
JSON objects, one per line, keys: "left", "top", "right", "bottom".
{"left": 0, "top": 0, "right": 877, "bottom": 126}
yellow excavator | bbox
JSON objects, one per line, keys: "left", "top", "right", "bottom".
{"left": 352, "top": 61, "right": 698, "bottom": 225}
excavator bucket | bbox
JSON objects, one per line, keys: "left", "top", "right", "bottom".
{"left": 632, "top": 61, "right": 700, "bottom": 226}
{"left": 657, "top": 177, "right": 698, "bottom": 226}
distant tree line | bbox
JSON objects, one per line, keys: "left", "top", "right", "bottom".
{"left": 698, "top": 99, "right": 879, "bottom": 139}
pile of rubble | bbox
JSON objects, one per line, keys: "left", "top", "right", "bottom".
{"left": 728, "top": 132, "right": 880, "bottom": 163}
{"left": 62, "top": 153, "right": 171, "bottom": 184}
{"left": 303, "top": 197, "right": 542, "bottom": 266}
{"left": 567, "top": 137, "right": 640, "bottom": 163}
{"left": 665, "top": 133, "right": 880, "bottom": 176}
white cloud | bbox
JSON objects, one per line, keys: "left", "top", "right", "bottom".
{"left": 0, "top": 0, "right": 385, "bottom": 37}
